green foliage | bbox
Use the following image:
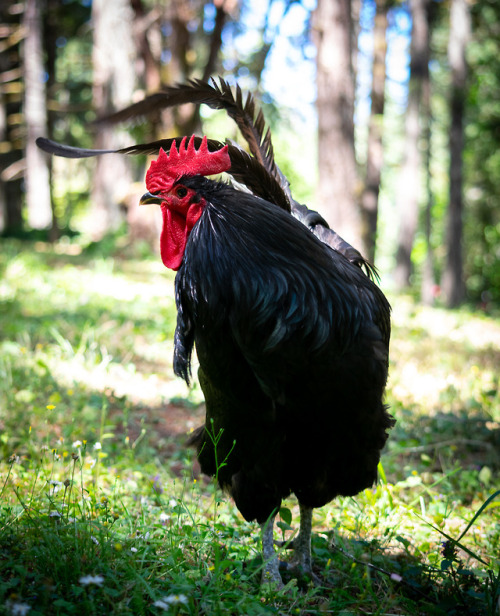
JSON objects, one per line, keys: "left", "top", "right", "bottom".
{"left": 464, "top": 0, "right": 500, "bottom": 304}
{"left": 0, "top": 240, "right": 499, "bottom": 614}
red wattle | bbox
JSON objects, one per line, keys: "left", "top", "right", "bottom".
{"left": 160, "top": 201, "right": 205, "bottom": 271}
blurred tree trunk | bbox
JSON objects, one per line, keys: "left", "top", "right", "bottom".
{"left": 23, "top": 0, "right": 53, "bottom": 232}
{"left": 130, "top": 0, "right": 162, "bottom": 94}
{"left": 420, "top": 1, "right": 436, "bottom": 305}
{"left": 164, "top": 0, "right": 232, "bottom": 136}
{"left": 420, "top": 66, "right": 434, "bottom": 305}
{"left": 129, "top": 0, "right": 232, "bottom": 138}
{"left": 90, "top": 0, "right": 137, "bottom": 240}
{"left": 313, "top": 0, "right": 363, "bottom": 252}
{"left": 361, "top": 0, "right": 389, "bottom": 263}
{"left": 441, "top": 0, "right": 469, "bottom": 307}
{"left": 394, "top": 0, "right": 430, "bottom": 289}
{"left": 0, "top": 0, "right": 24, "bottom": 233}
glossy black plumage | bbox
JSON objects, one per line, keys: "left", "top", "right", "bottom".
{"left": 173, "top": 176, "right": 393, "bottom": 525}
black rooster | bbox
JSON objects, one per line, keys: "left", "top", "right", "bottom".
{"left": 36, "top": 78, "right": 393, "bottom": 587}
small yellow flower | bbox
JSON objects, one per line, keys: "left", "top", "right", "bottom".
{"left": 114, "top": 543, "right": 123, "bottom": 552}
{"left": 46, "top": 404, "right": 55, "bottom": 410}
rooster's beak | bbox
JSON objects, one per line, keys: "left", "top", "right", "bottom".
{"left": 140, "top": 192, "right": 163, "bottom": 206}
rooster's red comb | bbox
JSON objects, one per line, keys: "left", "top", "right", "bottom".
{"left": 146, "top": 136, "right": 231, "bottom": 193}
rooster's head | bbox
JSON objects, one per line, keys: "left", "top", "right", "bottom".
{"left": 141, "top": 135, "right": 231, "bottom": 270}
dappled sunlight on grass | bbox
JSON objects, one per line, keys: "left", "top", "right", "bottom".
{"left": 1, "top": 238, "right": 499, "bottom": 614}
{"left": 389, "top": 296, "right": 499, "bottom": 420}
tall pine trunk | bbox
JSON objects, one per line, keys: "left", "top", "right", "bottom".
{"left": 441, "top": 0, "right": 469, "bottom": 307}
{"left": 394, "top": 0, "right": 430, "bottom": 289}
{"left": 23, "top": 0, "right": 53, "bottom": 231}
{"left": 0, "top": 0, "right": 23, "bottom": 233}
{"left": 420, "top": 13, "right": 434, "bottom": 305}
{"left": 313, "top": 0, "right": 362, "bottom": 252}
{"left": 361, "top": 0, "right": 389, "bottom": 263}
{"left": 90, "top": 0, "right": 136, "bottom": 240}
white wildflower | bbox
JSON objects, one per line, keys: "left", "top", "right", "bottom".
{"left": 79, "top": 574, "right": 104, "bottom": 586}
{"left": 48, "top": 480, "right": 62, "bottom": 495}
{"left": 72, "top": 440, "right": 82, "bottom": 448}
{"left": 93, "top": 442, "right": 102, "bottom": 451}
{"left": 154, "top": 594, "right": 188, "bottom": 610}
{"left": 91, "top": 536, "right": 99, "bottom": 545}
{"left": 130, "top": 547, "right": 138, "bottom": 553}
{"left": 6, "top": 600, "right": 31, "bottom": 616}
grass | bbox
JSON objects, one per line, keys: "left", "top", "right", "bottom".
{"left": 0, "top": 235, "right": 499, "bottom": 615}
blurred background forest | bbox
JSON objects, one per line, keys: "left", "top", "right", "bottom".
{"left": 1, "top": 2, "right": 500, "bottom": 612}
{"left": 0, "top": 0, "right": 499, "bottom": 309}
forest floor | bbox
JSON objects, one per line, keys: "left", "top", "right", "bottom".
{"left": 0, "top": 235, "right": 499, "bottom": 615}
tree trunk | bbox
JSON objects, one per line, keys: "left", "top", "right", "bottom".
{"left": 313, "top": 0, "right": 362, "bottom": 252}
{"left": 441, "top": 0, "right": 469, "bottom": 307}
{"left": 361, "top": 0, "right": 389, "bottom": 263}
{"left": 420, "top": 8, "right": 434, "bottom": 305}
{"left": 394, "top": 0, "right": 430, "bottom": 289}
{"left": 90, "top": 0, "right": 136, "bottom": 240}
{"left": 0, "top": 0, "right": 24, "bottom": 233}
{"left": 23, "top": 0, "right": 53, "bottom": 231}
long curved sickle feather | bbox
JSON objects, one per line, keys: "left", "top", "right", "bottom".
{"left": 39, "top": 78, "right": 379, "bottom": 279}
{"left": 36, "top": 137, "right": 118, "bottom": 158}
{"left": 96, "top": 77, "right": 293, "bottom": 205}
{"left": 36, "top": 136, "right": 291, "bottom": 212}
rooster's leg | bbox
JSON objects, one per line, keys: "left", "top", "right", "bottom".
{"left": 260, "top": 516, "right": 283, "bottom": 587}
{"left": 280, "top": 503, "right": 321, "bottom": 584}
{"left": 293, "top": 502, "right": 313, "bottom": 571}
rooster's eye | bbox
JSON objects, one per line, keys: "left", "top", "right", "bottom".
{"left": 175, "top": 186, "right": 188, "bottom": 198}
